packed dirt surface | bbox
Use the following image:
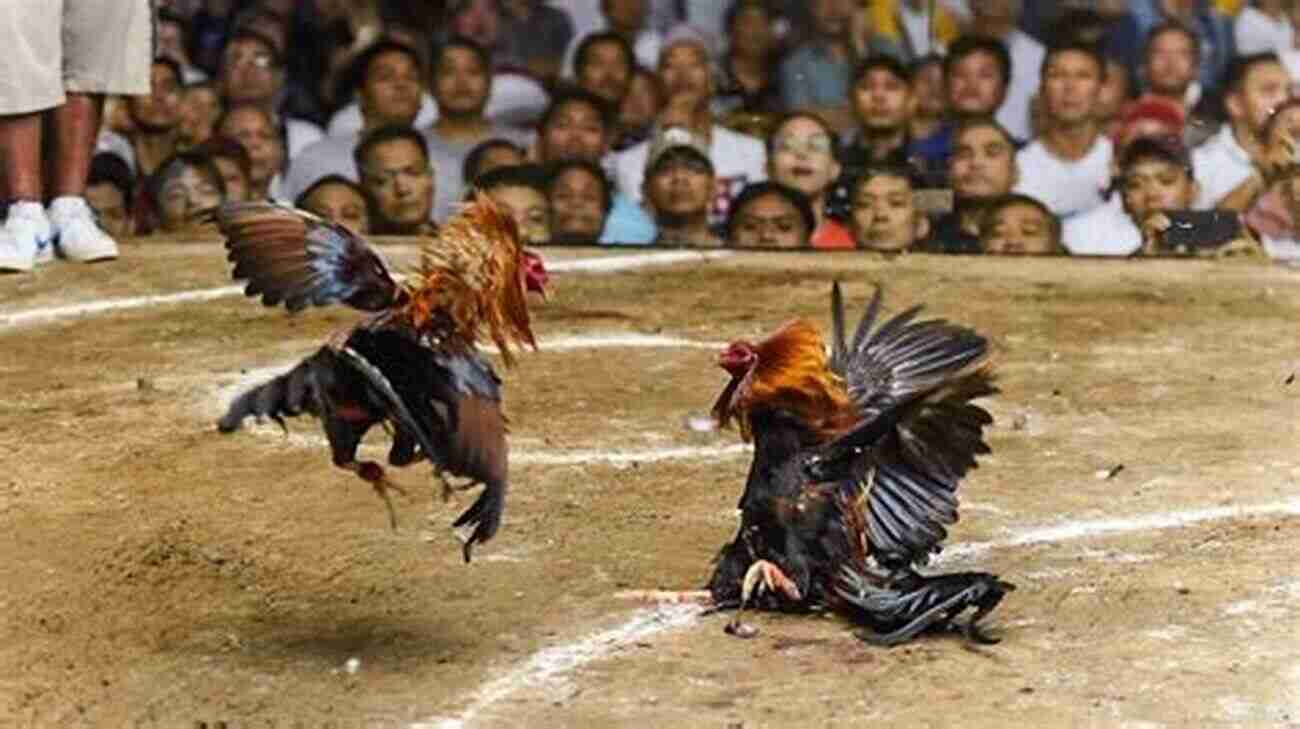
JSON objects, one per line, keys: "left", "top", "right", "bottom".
{"left": 1, "top": 242, "right": 1298, "bottom": 728}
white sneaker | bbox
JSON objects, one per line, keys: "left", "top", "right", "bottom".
{"left": 0, "top": 201, "right": 54, "bottom": 273}
{"left": 49, "top": 196, "right": 119, "bottom": 263}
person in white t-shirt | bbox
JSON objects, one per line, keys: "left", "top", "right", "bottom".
{"left": 967, "top": 0, "right": 1043, "bottom": 141}
{"left": 1191, "top": 52, "right": 1291, "bottom": 211}
{"left": 1235, "top": 0, "right": 1295, "bottom": 56}
{"left": 613, "top": 25, "right": 766, "bottom": 227}
{"left": 1013, "top": 43, "right": 1112, "bottom": 218}
{"left": 283, "top": 42, "right": 424, "bottom": 204}
{"left": 1065, "top": 135, "right": 1198, "bottom": 257}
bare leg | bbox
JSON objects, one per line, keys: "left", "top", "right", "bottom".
{"left": 48, "top": 93, "right": 102, "bottom": 197}
{"left": 0, "top": 112, "right": 44, "bottom": 201}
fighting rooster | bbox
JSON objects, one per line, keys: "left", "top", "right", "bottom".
{"left": 706, "top": 283, "right": 1013, "bottom": 644}
{"left": 213, "top": 194, "right": 547, "bottom": 561}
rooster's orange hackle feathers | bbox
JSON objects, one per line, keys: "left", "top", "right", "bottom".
{"left": 730, "top": 319, "right": 856, "bottom": 442}
{"left": 399, "top": 192, "right": 536, "bottom": 365}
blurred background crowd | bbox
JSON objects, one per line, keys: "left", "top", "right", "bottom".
{"left": 10, "top": 0, "right": 1300, "bottom": 261}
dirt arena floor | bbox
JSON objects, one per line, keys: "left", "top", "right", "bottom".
{"left": 1, "top": 241, "right": 1298, "bottom": 729}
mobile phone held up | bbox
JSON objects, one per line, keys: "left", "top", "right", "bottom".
{"left": 1159, "top": 210, "right": 1241, "bottom": 252}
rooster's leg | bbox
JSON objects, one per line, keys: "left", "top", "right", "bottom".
{"left": 343, "top": 460, "right": 408, "bottom": 530}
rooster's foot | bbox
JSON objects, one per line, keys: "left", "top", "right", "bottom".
{"left": 348, "top": 460, "right": 408, "bottom": 530}
{"left": 435, "top": 470, "right": 479, "bottom": 503}
{"left": 741, "top": 559, "right": 802, "bottom": 606}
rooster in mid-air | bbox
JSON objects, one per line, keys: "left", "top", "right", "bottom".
{"left": 706, "top": 283, "right": 1013, "bottom": 644}
{"left": 214, "top": 194, "right": 548, "bottom": 561}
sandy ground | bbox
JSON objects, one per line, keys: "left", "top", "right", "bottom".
{"left": 1, "top": 241, "right": 1298, "bottom": 728}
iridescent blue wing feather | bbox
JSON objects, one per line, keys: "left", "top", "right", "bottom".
{"left": 214, "top": 201, "right": 401, "bottom": 313}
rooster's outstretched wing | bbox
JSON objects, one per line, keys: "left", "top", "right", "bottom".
{"left": 215, "top": 201, "right": 401, "bottom": 313}
{"left": 815, "top": 284, "right": 995, "bottom": 564}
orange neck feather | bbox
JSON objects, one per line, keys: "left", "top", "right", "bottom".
{"left": 731, "top": 319, "right": 856, "bottom": 442}
{"left": 398, "top": 193, "right": 536, "bottom": 365}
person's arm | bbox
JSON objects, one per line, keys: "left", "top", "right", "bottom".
{"left": 1214, "top": 172, "right": 1267, "bottom": 212}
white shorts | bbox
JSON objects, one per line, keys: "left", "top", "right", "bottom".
{"left": 0, "top": 0, "right": 154, "bottom": 115}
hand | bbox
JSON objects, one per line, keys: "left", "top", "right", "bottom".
{"left": 1209, "top": 232, "right": 1264, "bottom": 260}
{"left": 1138, "top": 212, "right": 1172, "bottom": 256}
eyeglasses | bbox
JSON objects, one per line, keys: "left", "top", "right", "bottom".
{"left": 226, "top": 52, "right": 275, "bottom": 70}
{"left": 774, "top": 134, "right": 834, "bottom": 156}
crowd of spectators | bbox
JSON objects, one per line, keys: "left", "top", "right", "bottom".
{"left": 8, "top": 0, "right": 1300, "bottom": 271}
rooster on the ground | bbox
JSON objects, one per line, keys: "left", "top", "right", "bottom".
{"left": 214, "top": 194, "right": 547, "bottom": 561}
{"left": 706, "top": 283, "right": 1013, "bottom": 644}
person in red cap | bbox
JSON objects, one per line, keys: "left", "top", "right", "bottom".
{"left": 1111, "top": 95, "right": 1187, "bottom": 151}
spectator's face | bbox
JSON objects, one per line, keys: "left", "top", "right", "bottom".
{"left": 981, "top": 202, "right": 1056, "bottom": 255}
{"left": 1264, "top": 105, "right": 1300, "bottom": 173}
{"left": 450, "top": 0, "right": 500, "bottom": 48}
{"left": 471, "top": 145, "right": 525, "bottom": 181}
{"left": 1042, "top": 50, "right": 1102, "bottom": 126}
{"left": 219, "top": 38, "right": 281, "bottom": 105}
{"left": 1145, "top": 29, "right": 1197, "bottom": 98}
{"left": 157, "top": 20, "right": 189, "bottom": 64}
{"left": 105, "top": 96, "right": 136, "bottom": 136}
{"left": 947, "top": 51, "right": 1006, "bottom": 117}
{"left": 850, "top": 174, "right": 924, "bottom": 252}
{"left": 730, "top": 193, "right": 809, "bottom": 248}
{"left": 912, "top": 61, "right": 946, "bottom": 120}
{"left": 972, "top": 0, "right": 1019, "bottom": 30}
{"left": 433, "top": 47, "right": 491, "bottom": 117}
{"left": 488, "top": 185, "right": 551, "bottom": 245}
{"left": 359, "top": 50, "right": 423, "bottom": 127}
{"left": 303, "top": 182, "right": 371, "bottom": 235}
{"left": 130, "top": 63, "right": 183, "bottom": 131}
{"left": 577, "top": 40, "right": 633, "bottom": 104}
{"left": 769, "top": 117, "right": 841, "bottom": 199}
{"left": 85, "top": 182, "right": 131, "bottom": 239}
{"left": 602, "top": 0, "right": 647, "bottom": 33}
{"left": 729, "top": 6, "right": 774, "bottom": 59}
{"left": 645, "top": 153, "right": 714, "bottom": 220}
{"left": 218, "top": 108, "right": 282, "bottom": 192}
{"left": 157, "top": 164, "right": 223, "bottom": 233}
{"left": 950, "top": 125, "right": 1016, "bottom": 199}
{"left": 178, "top": 86, "right": 222, "bottom": 146}
{"left": 810, "top": 0, "right": 850, "bottom": 38}
{"left": 852, "top": 68, "right": 913, "bottom": 132}
{"left": 550, "top": 167, "right": 608, "bottom": 242}
{"left": 1120, "top": 157, "right": 1196, "bottom": 222}
{"left": 211, "top": 156, "right": 250, "bottom": 202}
{"left": 360, "top": 138, "right": 434, "bottom": 229}
{"left": 1230, "top": 61, "right": 1290, "bottom": 134}
{"left": 540, "top": 100, "right": 609, "bottom": 163}
{"left": 620, "top": 71, "right": 662, "bottom": 131}
{"left": 1097, "top": 59, "right": 1129, "bottom": 122}
{"left": 658, "top": 45, "right": 712, "bottom": 104}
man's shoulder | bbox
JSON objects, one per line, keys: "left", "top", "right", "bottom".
{"left": 713, "top": 126, "right": 765, "bottom": 152}
{"left": 297, "top": 132, "right": 359, "bottom": 157}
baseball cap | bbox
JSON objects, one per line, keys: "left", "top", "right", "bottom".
{"left": 645, "top": 125, "right": 713, "bottom": 176}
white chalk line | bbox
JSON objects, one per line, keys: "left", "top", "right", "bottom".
{"left": 940, "top": 496, "right": 1300, "bottom": 562}
{"left": 0, "top": 250, "right": 733, "bottom": 329}
{"left": 410, "top": 603, "right": 702, "bottom": 729}
{"left": 413, "top": 496, "right": 1300, "bottom": 728}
